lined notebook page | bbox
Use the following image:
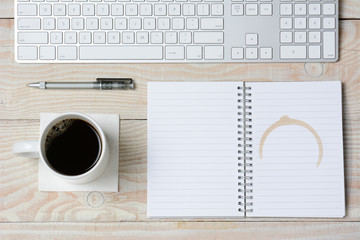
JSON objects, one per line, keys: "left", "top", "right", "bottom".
{"left": 147, "top": 82, "right": 243, "bottom": 218}
{"left": 247, "top": 81, "right": 345, "bottom": 217}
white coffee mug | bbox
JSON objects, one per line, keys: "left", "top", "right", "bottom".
{"left": 12, "top": 112, "right": 110, "bottom": 184}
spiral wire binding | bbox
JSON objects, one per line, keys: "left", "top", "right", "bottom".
{"left": 244, "top": 84, "right": 254, "bottom": 215}
{"left": 237, "top": 84, "right": 246, "bottom": 213}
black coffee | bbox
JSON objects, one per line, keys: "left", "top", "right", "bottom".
{"left": 45, "top": 119, "right": 102, "bottom": 176}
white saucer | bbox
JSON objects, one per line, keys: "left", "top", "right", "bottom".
{"left": 38, "top": 113, "right": 119, "bottom": 192}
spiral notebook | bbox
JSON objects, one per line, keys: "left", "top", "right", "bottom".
{"left": 147, "top": 81, "right": 345, "bottom": 218}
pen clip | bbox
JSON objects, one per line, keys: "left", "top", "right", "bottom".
{"left": 96, "top": 78, "right": 134, "bottom": 90}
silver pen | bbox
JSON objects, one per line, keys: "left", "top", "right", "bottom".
{"left": 27, "top": 78, "right": 134, "bottom": 90}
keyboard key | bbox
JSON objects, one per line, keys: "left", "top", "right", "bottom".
{"left": 18, "top": 4, "right": 37, "bottom": 16}
{"left": 173, "top": 18, "right": 185, "bottom": 30}
{"left": 144, "top": 18, "right": 156, "bottom": 30}
{"left": 280, "top": 4, "right": 292, "bottom": 16}
{"left": 294, "top": 4, "right": 306, "bottom": 16}
{"left": 231, "top": 47, "right": 244, "bottom": 60}
{"left": 72, "top": 18, "right": 84, "bottom": 30}
{"left": 323, "top": 18, "right": 335, "bottom": 29}
{"left": 158, "top": 18, "right": 170, "bottom": 30}
{"left": 154, "top": 4, "right": 166, "bottom": 16}
{"left": 137, "top": 32, "right": 149, "bottom": 44}
{"left": 65, "top": 32, "right": 77, "bottom": 44}
{"left": 18, "top": 32, "right": 48, "bottom": 44}
{"left": 309, "top": 4, "right": 321, "bottom": 15}
{"left": 50, "top": 32, "right": 63, "bottom": 44}
{"left": 246, "top": 48, "right": 258, "bottom": 59}
{"left": 246, "top": 4, "right": 258, "bottom": 16}
{"left": 166, "top": 46, "right": 184, "bottom": 59}
{"left": 165, "top": 32, "right": 177, "bottom": 44}
{"left": 200, "top": 18, "right": 223, "bottom": 30}
{"left": 309, "top": 32, "right": 321, "bottom": 43}
{"left": 168, "top": 4, "right": 180, "bottom": 16}
{"left": 87, "top": 18, "right": 99, "bottom": 30}
{"left": 114, "top": 18, "right": 127, "bottom": 30}
{"left": 58, "top": 46, "right": 77, "bottom": 60}
{"left": 179, "top": 32, "right": 191, "bottom": 44}
{"left": 83, "top": 4, "right": 95, "bottom": 16}
{"left": 18, "top": 46, "right": 38, "bottom": 60}
{"left": 309, "top": 45, "right": 321, "bottom": 59}
{"left": 211, "top": 4, "right": 224, "bottom": 16}
{"left": 122, "top": 32, "right": 135, "bottom": 44}
{"left": 129, "top": 18, "right": 141, "bottom": 30}
{"left": 111, "top": 4, "right": 124, "bottom": 16}
{"left": 54, "top": 4, "right": 66, "bottom": 16}
{"left": 18, "top": 18, "right": 41, "bottom": 30}
{"left": 260, "top": 4, "right": 272, "bottom": 16}
{"left": 108, "top": 32, "right": 120, "bottom": 44}
{"left": 183, "top": 4, "right": 195, "bottom": 16}
{"left": 280, "top": 32, "right": 292, "bottom": 43}
{"left": 295, "top": 18, "right": 307, "bottom": 29}
{"left": 246, "top": 33, "right": 258, "bottom": 46}
{"left": 280, "top": 46, "right": 307, "bottom": 59}
{"left": 323, "top": 31, "right": 336, "bottom": 59}
{"left": 140, "top": 4, "right": 152, "bottom": 16}
{"left": 187, "top": 45, "right": 202, "bottom": 60}
{"left": 198, "top": 4, "right": 210, "bottom": 16}
{"left": 69, "top": 4, "right": 81, "bottom": 16}
{"left": 232, "top": 4, "right": 244, "bottom": 16}
{"left": 150, "top": 32, "right": 163, "bottom": 44}
{"left": 260, "top": 48, "right": 272, "bottom": 60}
{"left": 79, "top": 46, "right": 163, "bottom": 60}
{"left": 294, "top": 32, "right": 307, "bottom": 43}
{"left": 40, "top": 46, "right": 56, "bottom": 60}
{"left": 204, "top": 46, "right": 223, "bottom": 60}
{"left": 194, "top": 32, "right": 223, "bottom": 44}
{"left": 280, "top": 18, "right": 292, "bottom": 29}
{"left": 98, "top": 4, "right": 110, "bottom": 16}
{"left": 79, "top": 32, "right": 92, "bottom": 44}
{"left": 186, "top": 18, "right": 199, "bottom": 30}
{"left": 58, "top": 18, "right": 70, "bottom": 30}
{"left": 43, "top": 18, "right": 56, "bottom": 30}
{"left": 39, "top": 4, "right": 52, "bottom": 16}
{"left": 309, "top": 18, "right": 321, "bottom": 29}
{"left": 323, "top": 4, "right": 336, "bottom": 15}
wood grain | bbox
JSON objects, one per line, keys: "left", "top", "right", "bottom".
{"left": 0, "top": 1, "right": 13, "bottom": 19}
{"left": 0, "top": 120, "right": 359, "bottom": 222}
{"left": 1, "top": 0, "right": 360, "bottom": 237}
{"left": 3, "top": 0, "right": 360, "bottom": 19}
{"left": 1, "top": 222, "right": 360, "bottom": 240}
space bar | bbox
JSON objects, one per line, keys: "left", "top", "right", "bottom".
{"left": 79, "top": 46, "right": 163, "bottom": 60}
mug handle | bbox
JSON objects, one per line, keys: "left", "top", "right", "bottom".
{"left": 12, "top": 140, "right": 39, "bottom": 158}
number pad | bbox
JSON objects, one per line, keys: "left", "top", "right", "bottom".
{"left": 279, "top": 0, "right": 337, "bottom": 60}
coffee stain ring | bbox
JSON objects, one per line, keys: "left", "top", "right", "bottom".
{"left": 259, "top": 115, "right": 323, "bottom": 167}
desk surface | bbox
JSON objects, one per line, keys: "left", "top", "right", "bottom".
{"left": 1, "top": 0, "right": 359, "bottom": 239}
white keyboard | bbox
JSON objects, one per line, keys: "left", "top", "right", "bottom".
{"left": 15, "top": 0, "right": 338, "bottom": 63}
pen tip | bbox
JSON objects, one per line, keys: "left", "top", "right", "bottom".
{"left": 27, "top": 82, "right": 39, "bottom": 88}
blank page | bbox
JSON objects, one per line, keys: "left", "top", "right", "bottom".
{"left": 247, "top": 81, "right": 345, "bottom": 217}
{"left": 147, "top": 82, "right": 243, "bottom": 218}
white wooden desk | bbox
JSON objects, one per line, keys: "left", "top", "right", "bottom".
{"left": 0, "top": 0, "right": 359, "bottom": 238}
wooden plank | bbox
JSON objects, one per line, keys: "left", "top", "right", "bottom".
{"left": 0, "top": 1, "right": 13, "bottom": 19}
{"left": 1, "top": 222, "right": 360, "bottom": 239}
{"left": 340, "top": 0, "right": 360, "bottom": 19}
{"left": 0, "top": 120, "right": 359, "bottom": 222}
{"left": 0, "top": 20, "right": 359, "bottom": 121}
{"left": 2, "top": 0, "right": 360, "bottom": 19}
